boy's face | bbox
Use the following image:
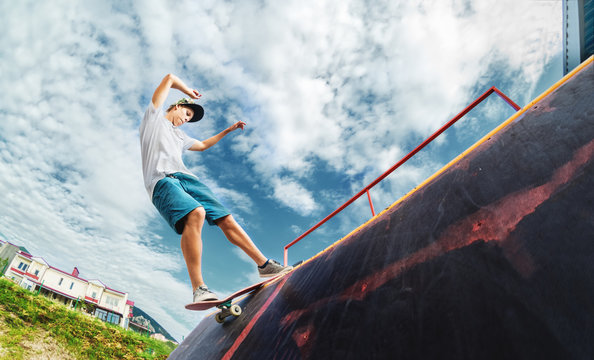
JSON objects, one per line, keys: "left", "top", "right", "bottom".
{"left": 171, "top": 105, "right": 194, "bottom": 126}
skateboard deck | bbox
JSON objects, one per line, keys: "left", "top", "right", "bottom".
{"left": 185, "top": 274, "right": 285, "bottom": 322}
{"left": 185, "top": 261, "right": 302, "bottom": 323}
{"left": 185, "top": 276, "right": 275, "bottom": 311}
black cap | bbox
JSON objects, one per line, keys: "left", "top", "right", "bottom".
{"left": 173, "top": 98, "right": 204, "bottom": 122}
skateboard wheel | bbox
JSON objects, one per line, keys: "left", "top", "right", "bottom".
{"left": 215, "top": 313, "right": 225, "bottom": 323}
{"left": 230, "top": 305, "right": 242, "bottom": 316}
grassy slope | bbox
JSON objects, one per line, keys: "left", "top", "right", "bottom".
{"left": 0, "top": 278, "right": 175, "bottom": 359}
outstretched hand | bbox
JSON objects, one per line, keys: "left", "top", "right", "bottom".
{"left": 227, "top": 121, "right": 246, "bottom": 132}
{"left": 192, "top": 120, "right": 247, "bottom": 151}
{"left": 187, "top": 89, "right": 202, "bottom": 100}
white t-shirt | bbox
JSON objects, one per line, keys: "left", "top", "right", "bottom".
{"left": 139, "top": 103, "right": 197, "bottom": 199}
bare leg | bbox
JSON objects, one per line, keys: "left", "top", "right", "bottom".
{"left": 180, "top": 207, "right": 207, "bottom": 291}
{"left": 216, "top": 215, "right": 268, "bottom": 266}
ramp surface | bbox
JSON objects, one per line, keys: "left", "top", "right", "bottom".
{"left": 169, "top": 59, "right": 594, "bottom": 360}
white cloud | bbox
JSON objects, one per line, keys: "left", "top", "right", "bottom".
{"left": 0, "top": 1, "right": 194, "bottom": 339}
{"left": 270, "top": 177, "right": 320, "bottom": 216}
{"left": 176, "top": 0, "right": 561, "bottom": 218}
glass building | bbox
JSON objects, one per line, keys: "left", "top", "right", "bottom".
{"left": 563, "top": 0, "right": 594, "bottom": 74}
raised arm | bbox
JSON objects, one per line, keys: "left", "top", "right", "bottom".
{"left": 190, "top": 121, "right": 246, "bottom": 151}
{"left": 151, "top": 73, "right": 202, "bottom": 109}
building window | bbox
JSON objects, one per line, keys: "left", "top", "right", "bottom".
{"left": 94, "top": 309, "right": 121, "bottom": 326}
{"left": 34, "top": 270, "right": 39, "bottom": 276}
{"left": 106, "top": 297, "right": 120, "bottom": 308}
{"left": 107, "top": 313, "right": 121, "bottom": 325}
{"left": 70, "top": 282, "right": 74, "bottom": 290}
{"left": 21, "top": 282, "right": 33, "bottom": 291}
{"left": 95, "top": 309, "right": 107, "bottom": 322}
{"left": 92, "top": 292, "right": 97, "bottom": 299}
{"left": 18, "top": 262, "right": 28, "bottom": 271}
{"left": 59, "top": 278, "right": 63, "bottom": 286}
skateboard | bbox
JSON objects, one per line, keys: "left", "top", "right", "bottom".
{"left": 185, "top": 275, "right": 282, "bottom": 323}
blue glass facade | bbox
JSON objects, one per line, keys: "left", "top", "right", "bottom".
{"left": 563, "top": 0, "right": 594, "bottom": 74}
{"left": 585, "top": 0, "right": 594, "bottom": 56}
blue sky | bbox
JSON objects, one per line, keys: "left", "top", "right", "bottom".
{"left": 0, "top": 0, "right": 562, "bottom": 341}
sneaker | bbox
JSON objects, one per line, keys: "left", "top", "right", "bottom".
{"left": 258, "top": 259, "right": 293, "bottom": 278}
{"left": 193, "top": 285, "right": 218, "bottom": 302}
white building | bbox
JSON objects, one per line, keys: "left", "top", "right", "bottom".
{"left": 1, "top": 240, "right": 134, "bottom": 329}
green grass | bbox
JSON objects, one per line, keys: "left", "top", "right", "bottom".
{"left": 0, "top": 278, "right": 176, "bottom": 359}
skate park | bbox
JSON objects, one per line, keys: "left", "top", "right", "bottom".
{"left": 169, "top": 54, "right": 594, "bottom": 360}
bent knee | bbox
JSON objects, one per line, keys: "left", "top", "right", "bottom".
{"left": 186, "top": 207, "right": 206, "bottom": 225}
{"left": 214, "top": 214, "right": 233, "bottom": 227}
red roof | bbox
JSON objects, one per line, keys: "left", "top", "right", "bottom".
{"left": 19, "top": 251, "right": 33, "bottom": 259}
{"left": 9, "top": 241, "right": 129, "bottom": 299}
{"left": 49, "top": 266, "right": 89, "bottom": 282}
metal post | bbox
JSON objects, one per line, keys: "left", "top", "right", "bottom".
{"left": 366, "top": 190, "right": 376, "bottom": 216}
{"left": 284, "top": 248, "right": 288, "bottom": 267}
{"left": 36, "top": 280, "right": 44, "bottom": 295}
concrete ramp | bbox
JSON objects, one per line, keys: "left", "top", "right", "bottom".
{"left": 169, "top": 58, "right": 594, "bottom": 360}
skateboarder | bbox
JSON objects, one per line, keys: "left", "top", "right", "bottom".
{"left": 140, "top": 74, "right": 292, "bottom": 303}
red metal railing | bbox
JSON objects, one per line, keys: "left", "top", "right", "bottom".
{"left": 283, "top": 87, "right": 521, "bottom": 265}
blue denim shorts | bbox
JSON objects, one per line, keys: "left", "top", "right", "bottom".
{"left": 152, "top": 173, "right": 231, "bottom": 234}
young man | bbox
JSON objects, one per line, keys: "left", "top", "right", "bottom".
{"left": 140, "top": 73, "right": 292, "bottom": 303}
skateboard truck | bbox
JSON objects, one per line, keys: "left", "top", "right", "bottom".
{"left": 215, "top": 300, "right": 242, "bottom": 323}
